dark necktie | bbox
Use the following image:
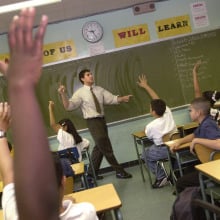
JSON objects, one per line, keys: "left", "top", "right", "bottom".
{"left": 90, "top": 87, "right": 101, "bottom": 114}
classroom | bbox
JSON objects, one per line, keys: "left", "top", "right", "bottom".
{"left": 0, "top": 0, "right": 220, "bottom": 219}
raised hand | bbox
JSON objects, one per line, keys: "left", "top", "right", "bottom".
{"left": 7, "top": 8, "right": 48, "bottom": 87}
{"left": 137, "top": 74, "right": 148, "bottom": 89}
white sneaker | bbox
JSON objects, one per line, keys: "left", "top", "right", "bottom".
{"left": 152, "top": 177, "right": 168, "bottom": 188}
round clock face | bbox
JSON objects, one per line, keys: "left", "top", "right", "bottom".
{"left": 82, "top": 21, "right": 103, "bottom": 43}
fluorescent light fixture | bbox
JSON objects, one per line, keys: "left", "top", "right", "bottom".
{"left": 0, "top": 0, "right": 62, "bottom": 14}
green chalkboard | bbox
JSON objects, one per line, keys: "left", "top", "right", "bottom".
{"left": 1, "top": 28, "right": 220, "bottom": 135}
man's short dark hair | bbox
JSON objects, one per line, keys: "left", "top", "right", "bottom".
{"left": 150, "top": 99, "right": 166, "bottom": 116}
{"left": 78, "top": 69, "right": 90, "bottom": 84}
{"left": 191, "top": 97, "right": 210, "bottom": 116}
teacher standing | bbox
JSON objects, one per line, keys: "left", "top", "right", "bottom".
{"left": 58, "top": 69, "right": 132, "bottom": 180}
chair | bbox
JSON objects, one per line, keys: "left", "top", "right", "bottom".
{"left": 156, "top": 131, "right": 181, "bottom": 185}
{"left": 194, "top": 144, "right": 220, "bottom": 164}
{"left": 192, "top": 198, "right": 220, "bottom": 220}
{"left": 71, "top": 162, "right": 89, "bottom": 191}
{"left": 80, "top": 144, "right": 97, "bottom": 186}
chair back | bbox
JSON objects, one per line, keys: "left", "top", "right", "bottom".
{"left": 194, "top": 144, "right": 220, "bottom": 163}
{"left": 162, "top": 131, "right": 181, "bottom": 142}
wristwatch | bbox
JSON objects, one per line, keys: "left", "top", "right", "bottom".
{"left": 0, "top": 130, "right": 6, "bottom": 138}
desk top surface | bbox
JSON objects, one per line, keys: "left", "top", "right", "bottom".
{"left": 165, "top": 140, "right": 191, "bottom": 150}
{"left": 182, "top": 122, "right": 199, "bottom": 130}
{"left": 195, "top": 159, "right": 220, "bottom": 182}
{"left": 0, "top": 184, "right": 122, "bottom": 219}
{"left": 132, "top": 122, "right": 198, "bottom": 139}
{"left": 68, "top": 183, "right": 122, "bottom": 212}
{"left": 132, "top": 130, "right": 146, "bottom": 139}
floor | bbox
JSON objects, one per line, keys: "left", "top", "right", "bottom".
{"left": 93, "top": 165, "right": 176, "bottom": 220}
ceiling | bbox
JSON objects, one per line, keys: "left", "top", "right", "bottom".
{"left": 0, "top": 0, "right": 166, "bottom": 34}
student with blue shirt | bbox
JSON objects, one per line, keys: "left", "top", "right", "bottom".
{"left": 170, "top": 97, "right": 220, "bottom": 193}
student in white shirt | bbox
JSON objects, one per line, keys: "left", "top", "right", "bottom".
{"left": 49, "top": 101, "right": 89, "bottom": 162}
{"left": 137, "top": 75, "right": 176, "bottom": 188}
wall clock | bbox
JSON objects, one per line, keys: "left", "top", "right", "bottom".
{"left": 82, "top": 21, "right": 103, "bottom": 43}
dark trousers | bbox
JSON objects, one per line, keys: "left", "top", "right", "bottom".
{"left": 86, "top": 117, "right": 124, "bottom": 175}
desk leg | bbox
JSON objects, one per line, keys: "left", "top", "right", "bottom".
{"left": 113, "top": 208, "right": 123, "bottom": 220}
{"left": 175, "top": 152, "right": 183, "bottom": 177}
{"left": 133, "top": 136, "right": 145, "bottom": 182}
{"left": 167, "top": 149, "right": 177, "bottom": 194}
{"left": 199, "top": 172, "right": 211, "bottom": 220}
{"left": 85, "top": 149, "right": 97, "bottom": 186}
{"left": 141, "top": 140, "right": 153, "bottom": 186}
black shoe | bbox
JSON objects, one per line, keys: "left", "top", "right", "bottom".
{"left": 152, "top": 177, "right": 168, "bottom": 189}
{"left": 116, "top": 171, "right": 132, "bottom": 179}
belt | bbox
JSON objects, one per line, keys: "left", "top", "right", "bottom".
{"left": 156, "top": 144, "right": 167, "bottom": 147}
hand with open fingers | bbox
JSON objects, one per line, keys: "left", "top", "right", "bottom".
{"left": 7, "top": 8, "right": 48, "bottom": 87}
{"left": 0, "top": 102, "right": 11, "bottom": 132}
{"left": 137, "top": 74, "right": 148, "bottom": 88}
{"left": 58, "top": 85, "right": 66, "bottom": 94}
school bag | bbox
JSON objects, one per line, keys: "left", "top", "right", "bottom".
{"left": 170, "top": 186, "right": 206, "bottom": 220}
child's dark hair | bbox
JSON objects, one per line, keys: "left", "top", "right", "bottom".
{"left": 191, "top": 97, "right": 210, "bottom": 115}
{"left": 202, "top": 90, "right": 220, "bottom": 107}
{"left": 58, "top": 118, "right": 82, "bottom": 144}
{"left": 150, "top": 99, "right": 166, "bottom": 116}
{"left": 79, "top": 69, "right": 90, "bottom": 84}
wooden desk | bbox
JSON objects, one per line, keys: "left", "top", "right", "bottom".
{"left": 131, "top": 131, "right": 153, "bottom": 183}
{"left": 0, "top": 184, "right": 123, "bottom": 220}
{"left": 182, "top": 122, "right": 199, "bottom": 136}
{"left": 195, "top": 160, "right": 220, "bottom": 219}
{"left": 165, "top": 140, "right": 192, "bottom": 177}
{"left": 68, "top": 183, "right": 122, "bottom": 220}
{"left": 196, "top": 159, "right": 220, "bottom": 182}
{"left": 71, "top": 162, "right": 89, "bottom": 190}
{"left": 132, "top": 126, "right": 189, "bottom": 183}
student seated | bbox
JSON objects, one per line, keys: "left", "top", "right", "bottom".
{"left": 170, "top": 97, "right": 220, "bottom": 193}
{"left": 137, "top": 75, "right": 177, "bottom": 188}
{"left": 192, "top": 60, "right": 220, "bottom": 125}
{"left": 49, "top": 100, "right": 89, "bottom": 162}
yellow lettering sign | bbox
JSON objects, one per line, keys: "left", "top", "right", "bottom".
{"left": 155, "top": 15, "right": 192, "bottom": 38}
{"left": 113, "top": 24, "right": 150, "bottom": 48}
{"left": 43, "top": 40, "right": 76, "bottom": 64}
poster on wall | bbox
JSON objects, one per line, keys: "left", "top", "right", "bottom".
{"left": 112, "top": 24, "right": 150, "bottom": 48}
{"left": 190, "top": 1, "right": 209, "bottom": 28}
{"left": 155, "top": 15, "right": 192, "bottom": 39}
